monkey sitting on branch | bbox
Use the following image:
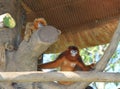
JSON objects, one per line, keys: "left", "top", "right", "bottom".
{"left": 24, "top": 18, "right": 47, "bottom": 41}
{"left": 38, "top": 46, "right": 95, "bottom": 86}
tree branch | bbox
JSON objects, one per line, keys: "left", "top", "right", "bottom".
{"left": 14, "top": 26, "right": 61, "bottom": 71}
{"left": 0, "top": 71, "right": 119, "bottom": 82}
{"left": 96, "top": 20, "right": 120, "bottom": 71}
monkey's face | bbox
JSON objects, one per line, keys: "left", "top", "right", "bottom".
{"left": 68, "top": 46, "right": 79, "bottom": 57}
{"left": 70, "top": 49, "right": 78, "bottom": 57}
{"left": 38, "top": 22, "right": 44, "bottom": 28}
{"left": 34, "top": 18, "right": 47, "bottom": 29}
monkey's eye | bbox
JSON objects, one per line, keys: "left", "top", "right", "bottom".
{"left": 70, "top": 50, "right": 78, "bottom": 57}
{"left": 70, "top": 50, "right": 77, "bottom": 53}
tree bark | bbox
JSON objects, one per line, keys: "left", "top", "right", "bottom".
{"left": 14, "top": 26, "right": 61, "bottom": 71}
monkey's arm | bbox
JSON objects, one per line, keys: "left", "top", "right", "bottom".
{"left": 38, "top": 58, "right": 63, "bottom": 69}
{"left": 76, "top": 56, "right": 95, "bottom": 71}
{"left": 38, "top": 52, "right": 66, "bottom": 69}
{"left": 76, "top": 62, "right": 89, "bottom": 71}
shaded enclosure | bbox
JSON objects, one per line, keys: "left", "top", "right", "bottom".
{"left": 0, "top": 0, "right": 120, "bottom": 89}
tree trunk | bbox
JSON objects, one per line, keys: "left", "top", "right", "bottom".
{"left": 0, "top": 27, "right": 60, "bottom": 88}
{"left": 0, "top": 1, "right": 61, "bottom": 89}
{"left": 14, "top": 26, "right": 60, "bottom": 71}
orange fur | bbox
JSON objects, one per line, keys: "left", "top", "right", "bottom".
{"left": 38, "top": 46, "right": 95, "bottom": 85}
{"left": 24, "top": 18, "right": 47, "bottom": 41}
{"left": 33, "top": 18, "right": 47, "bottom": 30}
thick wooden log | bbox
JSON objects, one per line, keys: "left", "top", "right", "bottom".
{"left": 0, "top": 71, "right": 119, "bottom": 82}
{"left": 14, "top": 26, "right": 61, "bottom": 71}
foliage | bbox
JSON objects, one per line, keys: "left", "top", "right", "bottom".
{"left": 80, "top": 44, "right": 108, "bottom": 64}
{"left": 3, "top": 13, "right": 16, "bottom": 28}
{"left": 80, "top": 42, "right": 120, "bottom": 89}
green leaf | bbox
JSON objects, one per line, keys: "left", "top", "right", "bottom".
{"left": 3, "top": 14, "right": 16, "bottom": 28}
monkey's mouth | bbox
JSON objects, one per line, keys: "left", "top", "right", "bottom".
{"left": 71, "top": 54, "right": 76, "bottom": 57}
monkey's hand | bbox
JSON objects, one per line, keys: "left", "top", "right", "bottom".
{"left": 89, "top": 63, "right": 96, "bottom": 70}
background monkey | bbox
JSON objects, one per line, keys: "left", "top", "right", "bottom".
{"left": 33, "top": 18, "right": 47, "bottom": 30}
{"left": 24, "top": 18, "right": 47, "bottom": 41}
